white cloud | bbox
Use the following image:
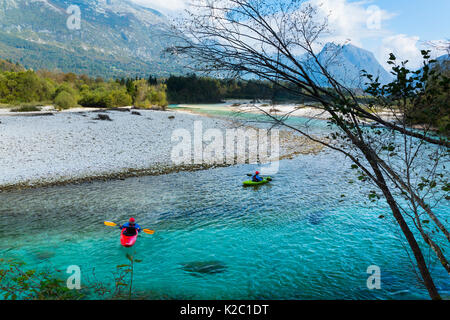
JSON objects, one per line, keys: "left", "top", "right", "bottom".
{"left": 377, "top": 34, "right": 422, "bottom": 70}
{"left": 131, "top": 0, "right": 187, "bottom": 13}
{"left": 377, "top": 36, "right": 449, "bottom": 70}
{"left": 308, "top": 0, "right": 395, "bottom": 47}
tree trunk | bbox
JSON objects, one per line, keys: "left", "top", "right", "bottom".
{"left": 365, "top": 153, "right": 441, "bottom": 300}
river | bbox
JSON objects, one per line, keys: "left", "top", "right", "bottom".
{"left": 0, "top": 104, "right": 448, "bottom": 299}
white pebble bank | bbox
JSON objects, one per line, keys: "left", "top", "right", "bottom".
{"left": 0, "top": 109, "right": 234, "bottom": 187}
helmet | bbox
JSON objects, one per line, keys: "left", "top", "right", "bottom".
{"left": 129, "top": 217, "right": 135, "bottom": 223}
{"left": 255, "top": 171, "right": 260, "bottom": 174}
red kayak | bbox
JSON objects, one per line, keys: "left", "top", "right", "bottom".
{"left": 120, "top": 229, "right": 138, "bottom": 247}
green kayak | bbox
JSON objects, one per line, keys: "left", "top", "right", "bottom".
{"left": 243, "top": 177, "right": 271, "bottom": 186}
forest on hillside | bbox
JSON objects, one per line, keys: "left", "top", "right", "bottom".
{"left": 0, "top": 59, "right": 310, "bottom": 110}
{"left": 165, "top": 74, "right": 309, "bottom": 103}
{"left": 0, "top": 59, "right": 168, "bottom": 110}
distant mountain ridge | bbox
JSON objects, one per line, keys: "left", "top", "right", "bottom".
{"left": 0, "top": 2, "right": 395, "bottom": 83}
{"left": 434, "top": 54, "right": 450, "bottom": 69}
{"left": 305, "top": 42, "right": 393, "bottom": 88}
{"left": 0, "top": 0, "right": 181, "bottom": 78}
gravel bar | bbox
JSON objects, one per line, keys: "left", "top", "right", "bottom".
{"left": 0, "top": 109, "right": 323, "bottom": 191}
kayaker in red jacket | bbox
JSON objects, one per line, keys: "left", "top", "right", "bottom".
{"left": 119, "top": 217, "right": 142, "bottom": 236}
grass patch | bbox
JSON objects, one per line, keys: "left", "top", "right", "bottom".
{"left": 8, "top": 101, "right": 53, "bottom": 112}
{"left": 11, "top": 105, "right": 42, "bottom": 112}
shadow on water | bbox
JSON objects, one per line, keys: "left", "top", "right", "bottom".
{"left": 242, "top": 184, "right": 273, "bottom": 191}
{"left": 181, "top": 260, "right": 228, "bottom": 277}
{"left": 34, "top": 251, "right": 56, "bottom": 261}
{"left": 307, "top": 210, "right": 327, "bottom": 225}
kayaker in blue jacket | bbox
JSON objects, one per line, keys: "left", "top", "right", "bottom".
{"left": 119, "top": 217, "right": 142, "bottom": 236}
{"left": 252, "top": 171, "right": 263, "bottom": 182}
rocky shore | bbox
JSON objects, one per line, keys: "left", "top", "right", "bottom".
{"left": 0, "top": 108, "right": 324, "bottom": 191}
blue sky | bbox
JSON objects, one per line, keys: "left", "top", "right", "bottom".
{"left": 340, "top": 0, "right": 450, "bottom": 68}
{"left": 133, "top": 0, "right": 449, "bottom": 69}
{"left": 367, "top": 0, "right": 450, "bottom": 40}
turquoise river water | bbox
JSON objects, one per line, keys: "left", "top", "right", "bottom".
{"left": 0, "top": 105, "right": 448, "bottom": 299}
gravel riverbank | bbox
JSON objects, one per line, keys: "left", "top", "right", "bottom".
{"left": 0, "top": 108, "right": 324, "bottom": 191}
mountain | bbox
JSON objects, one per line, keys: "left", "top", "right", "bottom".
{"left": 434, "top": 54, "right": 450, "bottom": 70}
{"left": 0, "top": 2, "right": 395, "bottom": 84}
{"left": 411, "top": 53, "right": 449, "bottom": 82}
{"left": 305, "top": 43, "right": 393, "bottom": 88}
{"left": 0, "top": 57, "right": 25, "bottom": 72}
{"left": 0, "top": 0, "right": 181, "bottom": 78}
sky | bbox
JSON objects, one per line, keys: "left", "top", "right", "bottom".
{"left": 131, "top": 0, "right": 450, "bottom": 70}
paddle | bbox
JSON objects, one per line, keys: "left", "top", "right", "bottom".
{"left": 246, "top": 173, "right": 272, "bottom": 181}
{"left": 104, "top": 221, "right": 155, "bottom": 235}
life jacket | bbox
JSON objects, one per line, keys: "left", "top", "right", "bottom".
{"left": 123, "top": 226, "right": 137, "bottom": 236}
{"left": 252, "top": 174, "right": 263, "bottom": 182}
{"left": 122, "top": 222, "right": 141, "bottom": 236}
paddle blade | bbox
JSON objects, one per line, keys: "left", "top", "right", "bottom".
{"left": 247, "top": 173, "right": 253, "bottom": 176}
{"left": 143, "top": 229, "right": 155, "bottom": 235}
{"left": 104, "top": 221, "right": 117, "bottom": 227}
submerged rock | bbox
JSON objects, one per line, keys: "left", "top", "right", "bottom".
{"left": 35, "top": 251, "right": 55, "bottom": 260}
{"left": 181, "top": 260, "right": 227, "bottom": 276}
{"left": 307, "top": 210, "right": 326, "bottom": 225}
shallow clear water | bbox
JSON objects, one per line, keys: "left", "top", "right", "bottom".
{"left": 1, "top": 150, "right": 449, "bottom": 299}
